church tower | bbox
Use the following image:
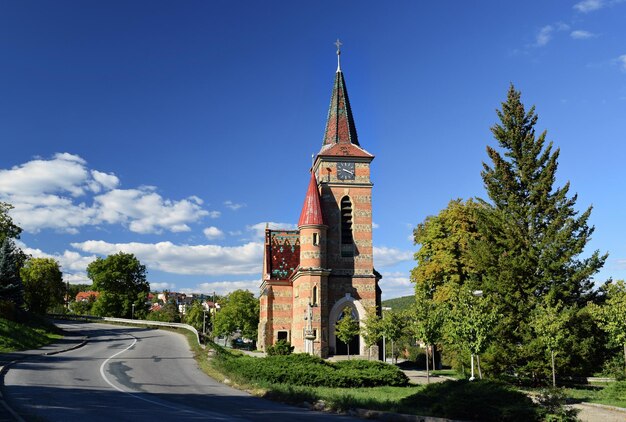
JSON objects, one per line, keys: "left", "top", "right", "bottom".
{"left": 258, "top": 44, "right": 381, "bottom": 357}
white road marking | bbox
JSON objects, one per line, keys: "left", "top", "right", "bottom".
{"left": 98, "top": 329, "right": 234, "bottom": 420}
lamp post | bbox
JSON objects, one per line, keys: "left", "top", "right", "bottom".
{"left": 382, "top": 306, "right": 391, "bottom": 362}
{"left": 469, "top": 290, "right": 483, "bottom": 381}
{"left": 131, "top": 303, "right": 135, "bottom": 320}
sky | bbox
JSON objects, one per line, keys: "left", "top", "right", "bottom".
{"left": 1, "top": 1, "right": 625, "bottom": 300}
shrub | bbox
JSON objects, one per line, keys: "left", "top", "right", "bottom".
{"left": 400, "top": 380, "right": 541, "bottom": 421}
{"left": 536, "top": 388, "right": 579, "bottom": 422}
{"left": 266, "top": 340, "right": 294, "bottom": 356}
{"left": 212, "top": 352, "right": 409, "bottom": 388}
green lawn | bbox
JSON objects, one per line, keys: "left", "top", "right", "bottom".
{"left": 563, "top": 382, "right": 626, "bottom": 408}
{"left": 0, "top": 316, "right": 63, "bottom": 353}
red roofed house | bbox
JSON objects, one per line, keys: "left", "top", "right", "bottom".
{"left": 257, "top": 47, "right": 382, "bottom": 358}
{"left": 76, "top": 291, "right": 99, "bottom": 302}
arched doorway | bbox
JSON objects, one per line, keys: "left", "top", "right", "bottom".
{"left": 335, "top": 306, "right": 360, "bottom": 355}
{"left": 329, "top": 294, "right": 366, "bottom": 356}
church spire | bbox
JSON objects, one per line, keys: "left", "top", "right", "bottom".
{"left": 298, "top": 171, "right": 324, "bottom": 227}
{"left": 321, "top": 42, "right": 360, "bottom": 147}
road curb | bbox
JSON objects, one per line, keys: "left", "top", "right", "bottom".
{"left": 579, "top": 401, "right": 626, "bottom": 414}
{"left": 0, "top": 334, "right": 89, "bottom": 421}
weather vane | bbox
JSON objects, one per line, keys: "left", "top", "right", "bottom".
{"left": 335, "top": 38, "right": 342, "bottom": 72}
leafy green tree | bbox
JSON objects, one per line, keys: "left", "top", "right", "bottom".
{"left": 361, "top": 307, "right": 382, "bottom": 360}
{"left": 0, "top": 202, "right": 22, "bottom": 245}
{"left": 185, "top": 301, "right": 205, "bottom": 332}
{"left": 87, "top": 252, "right": 149, "bottom": 318}
{"left": 476, "top": 85, "right": 606, "bottom": 377}
{"left": 410, "top": 284, "right": 445, "bottom": 383}
{"left": 213, "top": 289, "right": 259, "bottom": 343}
{"left": 379, "top": 309, "right": 405, "bottom": 363}
{"left": 147, "top": 301, "right": 180, "bottom": 322}
{"left": 335, "top": 306, "right": 360, "bottom": 357}
{"left": 20, "top": 257, "right": 64, "bottom": 314}
{"left": 0, "top": 237, "right": 24, "bottom": 306}
{"left": 588, "top": 280, "right": 626, "bottom": 376}
{"left": 532, "top": 299, "right": 571, "bottom": 387}
{"left": 445, "top": 289, "right": 498, "bottom": 380}
{"left": 411, "top": 198, "right": 485, "bottom": 302}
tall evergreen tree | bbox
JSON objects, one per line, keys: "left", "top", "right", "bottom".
{"left": 0, "top": 237, "right": 24, "bottom": 305}
{"left": 478, "top": 85, "right": 607, "bottom": 376}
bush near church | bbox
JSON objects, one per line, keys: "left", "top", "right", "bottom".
{"left": 213, "top": 351, "right": 409, "bottom": 388}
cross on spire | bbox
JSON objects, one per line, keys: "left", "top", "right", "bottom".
{"left": 335, "top": 38, "right": 342, "bottom": 72}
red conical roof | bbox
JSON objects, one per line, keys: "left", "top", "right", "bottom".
{"left": 298, "top": 172, "right": 324, "bottom": 227}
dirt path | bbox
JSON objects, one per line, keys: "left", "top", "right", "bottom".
{"left": 573, "top": 403, "right": 626, "bottom": 422}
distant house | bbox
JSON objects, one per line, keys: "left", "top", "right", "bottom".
{"left": 76, "top": 291, "right": 99, "bottom": 302}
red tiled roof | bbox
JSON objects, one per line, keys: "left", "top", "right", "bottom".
{"left": 298, "top": 172, "right": 324, "bottom": 227}
{"left": 266, "top": 230, "right": 300, "bottom": 280}
{"left": 76, "top": 291, "right": 99, "bottom": 302}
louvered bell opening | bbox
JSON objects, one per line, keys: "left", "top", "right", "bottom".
{"left": 340, "top": 197, "right": 353, "bottom": 245}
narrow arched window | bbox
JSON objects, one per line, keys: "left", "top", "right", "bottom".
{"left": 340, "top": 196, "right": 353, "bottom": 245}
{"left": 312, "top": 285, "right": 318, "bottom": 305}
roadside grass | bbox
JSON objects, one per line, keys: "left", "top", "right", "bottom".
{"left": 167, "top": 328, "right": 542, "bottom": 421}
{"left": 0, "top": 315, "right": 63, "bottom": 353}
{"left": 562, "top": 381, "right": 626, "bottom": 408}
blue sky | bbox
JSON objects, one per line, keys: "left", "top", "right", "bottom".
{"left": 1, "top": 1, "right": 625, "bottom": 300}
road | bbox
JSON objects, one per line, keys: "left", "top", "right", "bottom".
{"left": 1, "top": 322, "right": 356, "bottom": 421}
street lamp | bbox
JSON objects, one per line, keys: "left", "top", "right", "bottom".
{"left": 469, "top": 290, "right": 483, "bottom": 381}
{"left": 131, "top": 303, "right": 135, "bottom": 320}
{"left": 382, "top": 306, "right": 391, "bottom": 362}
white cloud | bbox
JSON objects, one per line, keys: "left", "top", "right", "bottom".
{"left": 372, "top": 222, "right": 379, "bottom": 229}
{"left": 617, "top": 54, "right": 626, "bottom": 72}
{"left": 379, "top": 272, "right": 413, "bottom": 300}
{"left": 0, "top": 153, "right": 217, "bottom": 234}
{"left": 91, "top": 170, "right": 120, "bottom": 190}
{"left": 150, "top": 282, "right": 177, "bottom": 291}
{"left": 536, "top": 25, "right": 554, "bottom": 46}
{"left": 71, "top": 240, "right": 264, "bottom": 276}
{"left": 373, "top": 246, "right": 413, "bottom": 268}
{"left": 574, "top": 0, "right": 604, "bottom": 12}
{"left": 0, "top": 153, "right": 89, "bottom": 197}
{"left": 224, "top": 200, "right": 246, "bottom": 211}
{"left": 181, "top": 280, "right": 259, "bottom": 296}
{"left": 17, "top": 241, "right": 96, "bottom": 284}
{"left": 535, "top": 23, "right": 569, "bottom": 47}
{"left": 570, "top": 30, "right": 595, "bottom": 39}
{"left": 203, "top": 226, "right": 224, "bottom": 240}
{"left": 94, "top": 188, "right": 208, "bottom": 234}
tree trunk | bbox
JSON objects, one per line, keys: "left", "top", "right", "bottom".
{"left": 391, "top": 340, "right": 395, "bottom": 364}
{"left": 477, "top": 354, "right": 482, "bottom": 379}
{"left": 425, "top": 346, "right": 430, "bottom": 384}
{"left": 347, "top": 343, "right": 350, "bottom": 359}
{"left": 432, "top": 344, "right": 436, "bottom": 370}
{"left": 551, "top": 349, "right": 556, "bottom": 388}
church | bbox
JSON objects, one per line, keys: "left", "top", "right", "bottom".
{"left": 257, "top": 45, "right": 382, "bottom": 358}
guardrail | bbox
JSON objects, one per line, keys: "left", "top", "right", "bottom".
{"left": 48, "top": 314, "right": 205, "bottom": 348}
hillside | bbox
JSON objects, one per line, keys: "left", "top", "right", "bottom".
{"left": 0, "top": 315, "right": 63, "bottom": 353}
{"left": 381, "top": 295, "right": 415, "bottom": 312}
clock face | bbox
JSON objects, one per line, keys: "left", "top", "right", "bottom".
{"left": 337, "top": 162, "right": 355, "bottom": 180}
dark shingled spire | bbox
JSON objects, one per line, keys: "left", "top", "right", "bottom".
{"left": 322, "top": 70, "right": 360, "bottom": 147}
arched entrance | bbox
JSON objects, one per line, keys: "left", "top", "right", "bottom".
{"left": 335, "top": 306, "right": 360, "bottom": 355}
{"left": 329, "top": 294, "right": 366, "bottom": 356}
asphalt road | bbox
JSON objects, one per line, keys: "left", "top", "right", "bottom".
{"left": 2, "top": 322, "right": 356, "bottom": 421}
